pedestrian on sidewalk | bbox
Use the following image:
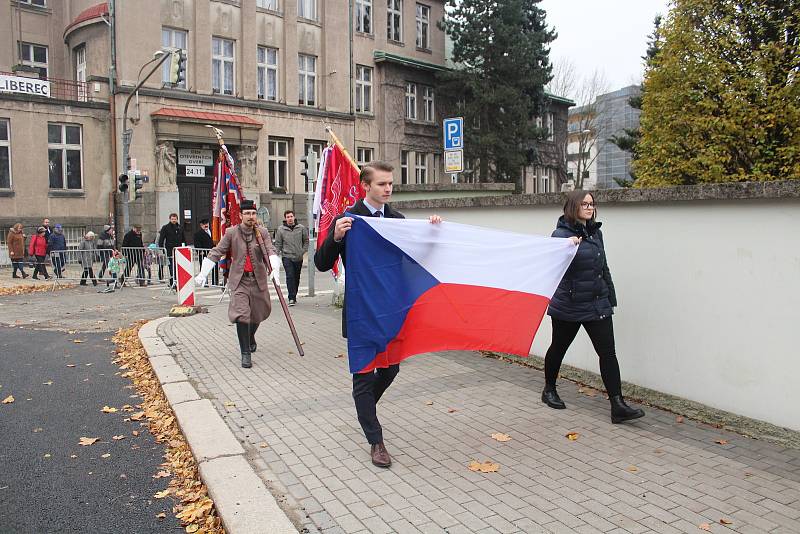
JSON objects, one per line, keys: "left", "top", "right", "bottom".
{"left": 79, "top": 231, "right": 98, "bottom": 286}
{"left": 7, "top": 223, "right": 29, "bottom": 279}
{"left": 194, "top": 199, "right": 281, "bottom": 369}
{"left": 314, "top": 161, "right": 442, "bottom": 469}
{"left": 100, "top": 249, "right": 126, "bottom": 292}
{"left": 193, "top": 219, "right": 218, "bottom": 286}
{"left": 96, "top": 224, "right": 115, "bottom": 280}
{"left": 143, "top": 243, "right": 158, "bottom": 285}
{"left": 48, "top": 224, "right": 67, "bottom": 279}
{"left": 28, "top": 227, "right": 51, "bottom": 280}
{"left": 122, "top": 224, "right": 145, "bottom": 285}
{"left": 158, "top": 213, "right": 184, "bottom": 288}
{"left": 542, "top": 190, "right": 645, "bottom": 424}
{"left": 274, "top": 209, "right": 309, "bottom": 306}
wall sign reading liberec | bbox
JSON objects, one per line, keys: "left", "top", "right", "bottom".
{"left": 0, "top": 74, "right": 50, "bottom": 97}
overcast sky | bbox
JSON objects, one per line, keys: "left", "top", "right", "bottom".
{"left": 540, "top": 0, "right": 672, "bottom": 94}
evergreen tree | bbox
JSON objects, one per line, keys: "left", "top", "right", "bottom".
{"left": 438, "top": 0, "right": 555, "bottom": 185}
{"left": 609, "top": 15, "right": 663, "bottom": 187}
{"left": 635, "top": 0, "right": 800, "bottom": 186}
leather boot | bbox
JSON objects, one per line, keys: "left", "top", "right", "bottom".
{"left": 370, "top": 442, "right": 391, "bottom": 468}
{"left": 541, "top": 385, "right": 566, "bottom": 409}
{"left": 250, "top": 341, "right": 257, "bottom": 353}
{"left": 610, "top": 395, "right": 645, "bottom": 424}
{"left": 241, "top": 352, "right": 252, "bottom": 368}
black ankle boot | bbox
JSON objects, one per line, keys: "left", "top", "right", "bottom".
{"left": 610, "top": 395, "right": 645, "bottom": 424}
{"left": 241, "top": 352, "right": 252, "bottom": 368}
{"left": 541, "top": 386, "right": 566, "bottom": 409}
{"left": 250, "top": 340, "right": 257, "bottom": 353}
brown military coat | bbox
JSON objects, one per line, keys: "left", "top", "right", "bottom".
{"left": 207, "top": 224, "right": 277, "bottom": 324}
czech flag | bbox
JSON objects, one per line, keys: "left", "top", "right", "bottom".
{"left": 345, "top": 216, "right": 578, "bottom": 374}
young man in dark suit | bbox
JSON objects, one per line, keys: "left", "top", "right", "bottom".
{"left": 314, "top": 161, "right": 441, "bottom": 468}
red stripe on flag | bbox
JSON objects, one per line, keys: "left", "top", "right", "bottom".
{"left": 358, "top": 284, "right": 550, "bottom": 373}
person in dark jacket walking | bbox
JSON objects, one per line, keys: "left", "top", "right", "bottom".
{"left": 96, "top": 224, "right": 115, "bottom": 280}
{"left": 158, "top": 213, "right": 184, "bottom": 288}
{"left": 48, "top": 224, "right": 68, "bottom": 278}
{"left": 274, "top": 210, "right": 309, "bottom": 305}
{"left": 122, "top": 224, "right": 145, "bottom": 285}
{"left": 193, "top": 219, "right": 218, "bottom": 286}
{"left": 314, "top": 161, "right": 442, "bottom": 468}
{"left": 542, "top": 190, "right": 644, "bottom": 424}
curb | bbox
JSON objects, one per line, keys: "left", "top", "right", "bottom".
{"left": 138, "top": 317, "right": 297, "bottom": 534}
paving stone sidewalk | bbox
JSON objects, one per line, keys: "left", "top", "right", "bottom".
{"left": 159, "top": 293, "right": 800, "bottom": 534}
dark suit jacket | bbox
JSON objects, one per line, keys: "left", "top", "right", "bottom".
{"left": 314, "top": 199, "right": 405, "bottom": 337}
{"left": 208, "top": 224, "right": 276, "bottom": 292}
{"left": 193, "top": 229, "right": 214, "bottom": 250}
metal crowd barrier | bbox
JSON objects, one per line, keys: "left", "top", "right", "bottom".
{"left": 120, "top": 246, "right": 171, "bottom": 288}
{"left": 47, "top": 249, "right": 118, "bottom": 290}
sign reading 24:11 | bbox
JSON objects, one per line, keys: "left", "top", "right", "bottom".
{"left": 443, "top": 117, "right": 464, "bottom": 174}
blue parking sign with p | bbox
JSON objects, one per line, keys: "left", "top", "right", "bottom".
{"left": 443, "top": 117, "right": 464, "bottom": 150}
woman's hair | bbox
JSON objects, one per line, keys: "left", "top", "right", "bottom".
{"left": 12, "top": 223, "right": 22, "bottom": 231}
{"left": 563, "top": 189, "right": 596, "bottom": 224}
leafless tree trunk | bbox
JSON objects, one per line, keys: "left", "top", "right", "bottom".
{"left": 569, "top": 69, "right": 609, "bottom": 190}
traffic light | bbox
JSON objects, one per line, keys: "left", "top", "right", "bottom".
{"left": 118, "top": 173, "right": 129, "bottom": 194}
{"left": 300, "top": 155, "right": 310, "bottom": 183}
{"left": 129, "top": 171, "right": 138, "bottom": 201}
{"left": 134, "top": 173, "right": 144, "bottom": 195}
{"left": 300, "top": 151, "right": 317, "bottom": 191}
{"left": 169, "top": 50, "right": 187, "bottom": 85}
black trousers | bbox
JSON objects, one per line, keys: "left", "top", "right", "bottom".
{"left": 52, "top": 254, "right": 65, "bottom": 278}
{"left": 544, "top": 317, "right": 622, "bottom": 397}
{"left": 353, "top": 365, "right": 399, "bottom": 444}
{"left": 282, "top": 257, "right": 303, "bottom": 300}
{"left": 33, "top": 255, "right": 49, "bottom": 278}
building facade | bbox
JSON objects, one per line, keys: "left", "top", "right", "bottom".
{"left": 567, "top": 84, "right": 641, "bottom": 190}
{"left": 1, "top": 0, "right": 447, "bottom": 250}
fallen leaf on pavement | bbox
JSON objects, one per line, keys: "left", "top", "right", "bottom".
{"left": 699, "top": 524, "right": 711, "bottom": 531}
{"left": 132, "top": 430, "right": 139, "bottom": 436}
{"left": 154, "top": 489, "right": 170, "bottom": 499}
{"left": 425, "top": 401, "right": 434, "bottom": 406}
{"left": 73, "top": 340, "right": 84, "bottom": 344}
{"left": 468, "top": 460, "right": 499, "bottom": 473}
{"left": 2, "top": 395, "right": 14, "bottom": 404}
{"left": 447, "top": 408, "right": 457, "bottom": 413}
{"left": 335, "top": 354, "right": 344, "bottom": 358}
{"left": 112, "top": 435, "right": 126, "bottom": 441}
{"left": 130, "top": 411, "right": 145, "bottom": 421}
{"left": 223, "top": 401, "right": 235, "bottom": 407}
{"left": 566, "top": 432, "right": 579, "bottom": 441}
{"left": 101, "top": 453, "right": 111, "bottom": 459}
{"left": 675, "top": 416, "right": 684, "bottom": 423}
{"left": 719, "top": 518, "right": 733, "bottom": 525}
{"left": 491, "top": 433, "right": 512, "bottom": 442}
{"left": 32, "top": 427, "right": 43, "bottom": 433}
{"left": 42, "top": 381, "right": 53, "bottom": 386}
{"left": 66, "top": 364, "right": 76, "bottom": 368}
{"left": 185, "top": 525, "right": 199, "bottom": 533}
{"left": 101, "top": 406, "right": 118, "bottom": 413}
{"left": 156, "top": 512, "right": 166, "bottom": 519}
{"left": 70, "top": 454, "right": 77, "bottom": 459}
{"left": 43, "top": 453, "right": 51, "bottom": 458}
{"left": 259, "top": 443, "right": 268, "bottom": 448}
{"left": 78, "top": 437, "right": 100, "bottom": 446}
{"left": 153, "top": 471, "right": 171, "bottom": 479}
{"left": 627, "top": 466, "right": 639, "bottom": 473}
{"left": 715, "top": 439, "right": 729, "bottom": 445}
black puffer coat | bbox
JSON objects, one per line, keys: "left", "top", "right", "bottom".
{"left": 547, "top": 216, "right": 617, "bottom": 322}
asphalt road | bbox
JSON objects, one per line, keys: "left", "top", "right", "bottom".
{"left": 0, "top": 285, "right": 183, "bottom": 534}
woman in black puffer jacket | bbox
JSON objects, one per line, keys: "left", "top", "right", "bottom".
{"left": 542, "top": 190, "right": 645, "bottom": 424}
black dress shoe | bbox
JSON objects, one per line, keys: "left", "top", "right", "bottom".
{"left": 370, "top": 442, "right": 391, "bottom": 468}
{"left": 610, "top": 395, "right": 645, "bottom": 424}
{"left": 241, "top": 352, "right": 252, "bottom": 368}
{"left": 250, "top": 341, "right": 257, "bottom": 353}
{"left": 541, "top": 386, "right": 566, "bottom": 409}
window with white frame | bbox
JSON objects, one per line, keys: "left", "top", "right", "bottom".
{"left": 405, "top": 83, "right": 417, "bottom": 119}
{"left": 19, "top": 42, "right": 48, "bottom": 78}
{"left": 356, "top": 147, "right": 374, "bottom": 166}
{"left": 162, "top": 28, "right": 188, "bottom": 88}
{"left": 387, "top": 0, "right": 402, "bottom": 42}
{"left": 547, "top": 112, "right": 554, "bottom": 141}
{"left": 0, "top": 120, "right": 10, "bottom": 189}
{"left": 535, "top": 115, "right": 543, "bottom": 129}
{"left": 400, "top": 150, "right": 410, "bottom": 184}
{"left": 355, "top": 65, "right": 372, "bottom": 113}
{"left": 356, "top": 0, "right": 372, "bottom": 33}
{"left": 415, "top": 152, "right": 428, "bottom": 184}
{"left": 422, "top": 86, "right": 434, "bottom": 122}
{"left": 257, "top": 46, "right": 279, "bottom": 101}
{"left": 257, "top": 0, "right": 278, "bottom": 9}
{"left": 303, "top": 141, "right": 323, "bottom": 192}
{"left": 268, "top": 139, "right": 289, "bottom": 191}
{"left": 212, "top": 37, "right": 235, "bottom": 95}
{"left": 298, "top": 0, "right": 317, "bottom": 20}
{"left": 298, "top": 54, "right": 317, "bottom": 106}
{"left": 75, "top": 45, "right": 87, "bottom": 101}
{"left": 431, "top": 153, "right": 440, "bottom": 183}
{"left": 538, "top": 166, "right": 553, "bottom": 193}
{"left": 48, "top": 124, "right": 82, "bottom": 190}
{"left": 416, "top": 4, "right": 430, "bottom": 49}
{"left": 20, "top": 0, "right": 46, "bottom": 5}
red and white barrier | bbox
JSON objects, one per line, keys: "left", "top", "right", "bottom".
{"left": 175, "top": 246, "right": 195, "bottom": 306}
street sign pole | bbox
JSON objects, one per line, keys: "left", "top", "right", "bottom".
{"left": 443, "top": 117, "right": 465, "bottom": 182}
{"left": 305, "top": 151, "right": 318, "bottom": 298}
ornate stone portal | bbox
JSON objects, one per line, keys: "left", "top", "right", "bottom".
{"left": 154, "top": 141, "right": 176, "bottom": 189}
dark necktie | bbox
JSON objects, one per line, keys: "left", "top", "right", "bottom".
{"left": 373, "top": 210, "right": 383, "bottom": 218}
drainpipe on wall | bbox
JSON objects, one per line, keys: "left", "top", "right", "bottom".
{"left": 349, "top": 0, "right": 355, "bottom": 146}
{"left": 109, "top": 0, "right": 119, "bottom": 230}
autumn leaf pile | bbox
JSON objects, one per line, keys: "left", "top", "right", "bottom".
{"left": 112, "top": 324, "right": 224, "bottom": 534}
{"left": 0, "top": 283, "right": 75, "bottom": 296}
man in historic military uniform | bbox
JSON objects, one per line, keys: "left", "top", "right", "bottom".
{"left": 195, "top": 199, "right": 281, "bottom": 368}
